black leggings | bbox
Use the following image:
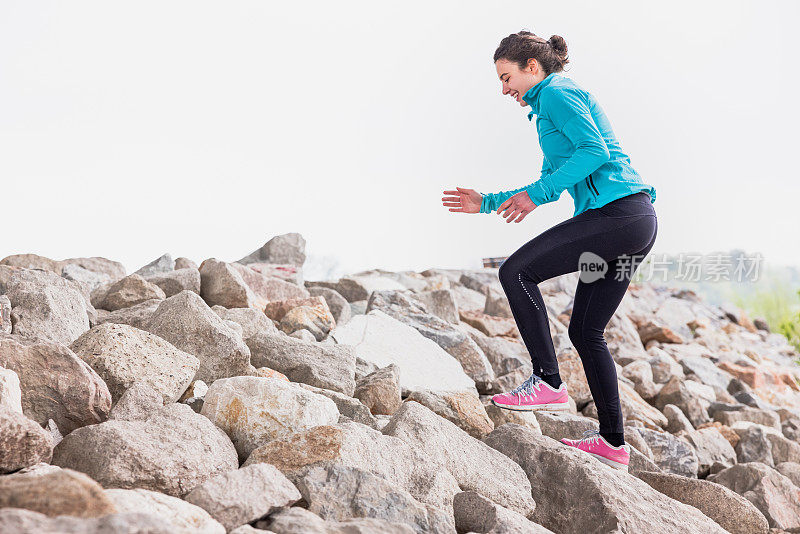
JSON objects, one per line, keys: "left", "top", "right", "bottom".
{"left": 498, "top": 191, "right": 657, "bottom": 440}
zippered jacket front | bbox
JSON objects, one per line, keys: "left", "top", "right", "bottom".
{"left": 479, "top": 72, "right": 656, "bottom": 217}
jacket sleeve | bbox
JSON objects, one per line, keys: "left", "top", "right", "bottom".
{"left": 524, "top": 87, "right": 611, "bottom": 206}
{"left": 479, "top": 159, "right": 550, "bottom": 214}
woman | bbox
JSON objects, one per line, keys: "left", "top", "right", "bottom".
{"left": 441, "top": 30, "right": 657, "bottom": 472}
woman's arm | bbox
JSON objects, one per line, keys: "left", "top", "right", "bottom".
{"left": 524, "top": 87, "right": 610, "bottom": 206}
{"left": 479, "top": 158, "right": 550, "bottom": 213}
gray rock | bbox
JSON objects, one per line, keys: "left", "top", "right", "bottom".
{"left": 299, "top": 383, "right": 380, "bottom": 429}
{"left": 52, "top": 403, "right": 238, "bottom": 497}
{"left": 184, "top": 463, "right": 301, "bottom": 531}
{"left": 143, "top": 290, "right": 253, "bottom": 383}
{"left": 212, "top": 305, "right": 278, "bottom": 340}
{"left": 708, "top": 462, "right": 800, "bottom": 530}
{"left": 70, "top": 323, "right": 199, "bottom": 403}
{"left": 663, "top": 403, "right": 694, "bottom": 433}
{"left": 775, "top": 461, "right": 800, "bottom": 487}
{"left": 95, "top": 298, "right": 161, "bottom": 329}
{"left": 735, "top": 426, "right": 775, "bottom": 466}
{"left": 634, "top": 427, "right": 699, "bottom": 477}
{"left": 237, "top": 233, "right": 307, "bottom": 267}
{"left": 109, "top": 382, "right": 164, "bottom": 421}
{"left": 0, "top": 365, "right": 22, "bottom": 413}
{"left": 100, "top": 274, "right": 166, "bottom": 311}
{"left": 246, "top": 331, "right": 356, "bottom": 396}
{"left": 637, "top": 470, "right": 768, "bottom": 534}
{"left": 0, "top": 509, "right": 173, "bottom": 534}
{"left": 680, "top": 426, "right": 737, "bottom": 476}
{"left": 381, "top": 400, "right": 536, "bottom": 520}
{"left": 307, "top": 286, "right": 352, "bottom": 327}
{"left": 0, "top": 407, "right": 54, "bottom": 473}
{"left": 354, "top": 364, "right": 402, "bottom": 416}
{"left": 200, "top": 258, "right": 261, "bottom": 309}
{"left": 201, "top": 376, "right": 340, "bottom": 461}
{"left": 483, "top": 424, "right": 726, "bottom": 533}
{"left": 291, "top": 464, "right": 455, "bottom": 534}
{"left": 105, "top": 488, "right": 224, "bottom": 534}
{"left": 0, "top": 334, "right": 112, "bottom": 433}
{"left": 133, "top": 254, "right": 175, "bottom": 278}
{"left": 145, "top": 268, "right": 201, "bottom": 298}
{"left": 7, "top": 268, "right": 91, "bottom": 345}
{"left": 453, "top": 490, "right": 554, "bottom": 533}
{"left": 258, "top": 506, "right": 416, "bottom": 534}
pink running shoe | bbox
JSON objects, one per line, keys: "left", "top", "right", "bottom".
{"left": 560, "top": 430, "right": 630, "bottom": 471}
{"left": 490, "top": 372, "right": 570, "bottom": 412}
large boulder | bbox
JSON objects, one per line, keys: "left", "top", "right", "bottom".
{"left": 105, "top": 488, "right": 224, "bottom": 534}
{"left": 483, "top": 424, "right": 727, "bottom": 533}
{"left": 184, "top": 463, "right": 302, "bottom": 531}
{"left": 52, "top": 403, "right": 238, "bottom": 497}
{"left": 637, "top": 471, "right": 768, "bottom": 534}
{"left": 0, "top": 334, "right": 111, "bottom": 433}
{"left": 200, "top": 376, "right": 340, "bottom": 461}
{"left": 246, "top": 331, "right": 356, "bottom": 396}
{"left": 6, "top": 268, "right": 91, "bottom": 345}
{"left": 0, "top": 467, "right": 117, "bottom": 518}
{"left": 381, "top": 400, "right": 536, "bottom": 520}
{"left": 708, "top": 462, "right": 800, "bottom": 530}
{"left": 70, "top": 323, "right": 199, "bottom": 403}
{"left": 330, "top": 310, "right": 476, "bottom": 394}
{"left": 0, "top": 407, "right": 54, "bottom": 472}
{"left": 143, "top": 290, "right": 253, "bottom": 382}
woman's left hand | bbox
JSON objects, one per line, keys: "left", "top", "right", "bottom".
{"left": 497, "top": 191, "right": 538, "bottom": 223}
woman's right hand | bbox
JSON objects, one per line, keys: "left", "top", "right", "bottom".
{"left": 442, "top": 187, "right": 482, "bottom": 214}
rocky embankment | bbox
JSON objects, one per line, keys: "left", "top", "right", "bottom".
{"left": 1, "top": 232, "right": 799, "bottom": 533}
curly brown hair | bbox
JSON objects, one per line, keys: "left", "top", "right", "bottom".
{"left": 493, "top": 30, "right": 570, "bottom": 75}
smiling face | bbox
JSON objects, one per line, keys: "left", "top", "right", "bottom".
{"left": 495, "top": 58, "right": 547, "bottom": 107}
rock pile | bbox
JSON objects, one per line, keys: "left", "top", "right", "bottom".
{"left": 1, "top": 233, "right": 799, "bottom": 533}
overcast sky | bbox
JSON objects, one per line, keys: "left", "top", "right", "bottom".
{"left": 1, "top": 1, "right": 797, "bottom": 280}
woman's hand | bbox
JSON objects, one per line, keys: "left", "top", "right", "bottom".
{"left": 498, "top": 191, "right": 538, "bottom": 223}
{"left": 442, "top": 187, "right": 482, "bottom": 214}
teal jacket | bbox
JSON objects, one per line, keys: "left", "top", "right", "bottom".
{"left": 479, "top": 72, "right": 656, "bottom": 217}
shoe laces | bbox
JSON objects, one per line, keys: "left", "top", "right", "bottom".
{"left": 509, "top": 372, "right": 543, "bottom": 396}
{"left": 577, "top": 429, "right": 602, "bottom": 447}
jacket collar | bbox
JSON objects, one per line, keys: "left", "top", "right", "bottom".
{"left": 522, "top": 72, "right": 558, "bottom": 121}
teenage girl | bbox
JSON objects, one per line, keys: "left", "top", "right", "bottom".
{"left": 441, "top": 30, "right": 657, "bottom": 471}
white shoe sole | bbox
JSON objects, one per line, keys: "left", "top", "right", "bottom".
{"left": 588, "top": 452, "right": 629, "bottom": 471}
{"left": 490, "top": 398, "right": 571, "bottom": 412}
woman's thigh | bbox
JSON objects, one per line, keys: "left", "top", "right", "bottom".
{"left": 499, "top": 209, "right": 657, "bottom": 286}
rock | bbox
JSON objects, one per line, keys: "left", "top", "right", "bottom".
{"left": 69, "top": 323, "right": 199, "bottom": 403}
{"left": 714, "top": 406, "right": 781, "bottom": 430}
{"left": 0, "top": 365, "right": 22, "bottom": 413}
{"left": 484, "top": 403, "right": 542, "bottom": 436}
{"left": 708, "top": 462, "right": 800, "bottom": 530}
{"left": 199, "top": 258, "right": 261, "bottom": 309}
{"left": 765, "top": 431, "right": 800, "bottom": 464}
{"left": 290, "top": 464, "right": 455, "bottom": 534}
{"left": 621, "top": 359, "right": 658, "bottom": 400}
{"left": 0, "top": 334, "right": 112, "bottom": 433}
{"left": 663, "top": 403, "right": 694, "bottom": 433}
{"left": 353, "top": 363, "right": 403, "bottom": 415}
{"left": 108, "top": 382, "right": 164, "bottom": 421}
{"left": 404, "top": 390, "right": 493, "bottom": 439}
{"left": 0, "top": 467, "right": 117, "bottom": 517}
{"left": 243, "top": 422, "right": 461, "bottom": 513}
{"left": 100, "top": 274, "right": 166, "bottom": 311}
{"left": 679, "top": 426, "right": 737, "bottom": 476}
{"left": 6, "top": 268, "right": 91, "bottom": 345}
{"left": 483, "top": 424, "right": 726, "bottom": 533}
{"left": 534, "top": 411, "right": 598, "bottom": 441}
{"left": 648, "top": 349, "right": 684, "bottom": 384}
{"left": 775, "top": 462, "right": 800, "bottom": 487}
{"left": 634, "top": 427, "right": 699, "bottom": 477}
{"left": 330, "top": 310, "right": 476, "bottom": 394}
{"left": 145, "top": 268, "right": 201, "bottom": 298}
{"left": 212, "top": 305, "right": 278, "bottom": 340}
{"left": 246, "top": 330, "right": 357, "bottom": 395}
{"left": 0, "top": 508, "right": 173, "bottom": 534}
{"left": 185, "top": 463, "right": 301, "bottom": 531}
{"left": 237, "top": 233, "right": 307, "bottom": 267}
{"left": 143, "top": 290, "right": 253, "bottom": 383}
{"left": 200, "top": 376, "right": 340, "bottom": 461}
{"left": 0, "top": 407, "right": 54, "bottom": 472}
{"left": 452, "top": 490, "right": 553, "bottom": 533}
{"left": 133, "top": 254, "right": 174, "bottom": 278}
{"left": 654, "top": 376, "right": 712, "bottom": 427}
{"left": 636, "top": 471, "right": 768, "bottom": 534}
{"left": 105, "top": 488, "right": 224, "bottom": 534}
{"left": 307, "top": 287, "right": 352, "bottom": 327}
{"left": 298, "top": 383, "right": 380, "bottom": 429}
{"left": 52, "top": 403, "right": 238, "bottom": 497}
{"left": 381, "top": 400, "right": 536, "bottom": 520}
{"left": 735, "top": 426, "right": 775, "bottom": 466}
{"left": 0, "top": 294, "right": 11, "bottom": 333}
{"left": 95, "top": 298, "right": 161, "bottom": 329}
{"left": 258, "top": 506, "right": 416, "bottom": 534}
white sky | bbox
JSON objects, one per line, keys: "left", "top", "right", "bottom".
{"left": 1, "top": 1, "right": 798, "bottom": 280}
